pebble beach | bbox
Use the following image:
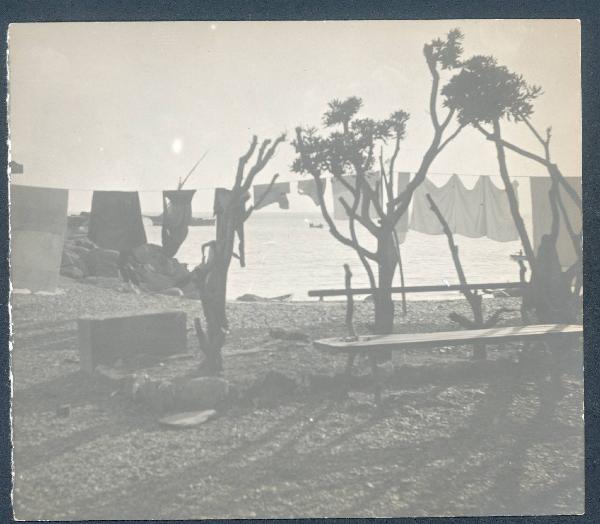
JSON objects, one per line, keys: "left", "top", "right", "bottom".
{"left": 10, "top": 277, "right": 584, "bottom": 519}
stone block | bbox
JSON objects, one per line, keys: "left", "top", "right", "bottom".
{"left": 77, "top": 310, "right": 187, "bottom": 373}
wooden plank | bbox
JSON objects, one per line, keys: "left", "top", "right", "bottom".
{"left": 313, "top": 324, "right": 582, "bottom": 353}
{"left": 308, "top": 281, "right": 524, "bottom": 298}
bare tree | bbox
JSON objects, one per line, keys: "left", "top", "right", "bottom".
{"left": 191, "top": 134, "right": 285, "bottom": 375}
{"left": 442, "top": 55, "right": 581, "bottom": 322}
{"left": 292, "top": 30, "right": 467, "bottom": 334}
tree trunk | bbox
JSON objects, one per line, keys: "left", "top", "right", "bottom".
{"left": 195, "top": 208, "right": 237, "bottom": 376}
{"left": 491, "top": 120, "right": 578, "bottom": 323}
{"left": 374, "top": 229, "right": 397, "bottom": 335}
{"left": 492, "top": 119, "right": 536, "bottom": 270}
{"left": 199, "top": 267, "right": 227, "bottom": 374}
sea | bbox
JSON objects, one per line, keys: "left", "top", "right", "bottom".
{"left": 143, "top": 212, "right": 523, "bottom": 302}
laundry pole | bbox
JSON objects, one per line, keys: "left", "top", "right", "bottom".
{"left": 392, "top": 229, "right": 407, "bottom": 316}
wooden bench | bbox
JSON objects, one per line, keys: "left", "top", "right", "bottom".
{"left": 308, "top": 282, "right": 524, "bottom": 300}
{"left": 314, "top": 324, "right": 582, "bottom": 403}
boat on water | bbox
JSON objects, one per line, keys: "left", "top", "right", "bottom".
{"left": 304, "top": 218, "right": 324, "bottom": 229}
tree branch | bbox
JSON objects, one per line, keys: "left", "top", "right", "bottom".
{"left": 440, "top": 107, "right": 456, "bottom": 132}
{"left": 294, "top": 130, "right": 379, "bottom": 263}
{"left": 521, "top": 115, "right": 548, "bottom": 152}
{"left": 319, "top": 190, "right": 377, "bottom": 261}
{"left": 352, "top": 167, "right": 385, "bottom": 220}
{"left": 345, "top": 198, "right": 377, "bottom": 288}
{"left": 244, "top": 172, "right": 280, "bottom": 220}
{"left": 388, "top": 133, "right": 402, "bottom": 196}
{"left": 475, "top": 122, "right": 552, "bottom": 165}
{"left": 235, "top": 136, "right": 258, "bottom": 188}
{"left": 379, "top": 146, "right": 393, "bottom": 202}
{"left": 427, "top": 193, "right": 483, "bottom": 327}
{"left": 242, "top": 134, "right": 286, "bottom": 191}
{"left": 427, "top": 57, "right": 441, "bottom": 130}
{"left": 339, "top": 196, "right": 380, "bottom": 236}
{"left": 474, "top": 122, "right": 582, "bottom": 211}
{"left": 437, "top": 123, "right": 466, "bottom": 154}
{"left": 332, "top": 172, "right": 359, "bottom": 199}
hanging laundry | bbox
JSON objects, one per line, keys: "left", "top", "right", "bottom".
{"left": 88, "top": 191, "right": 147, "bottom": 252}
{"left": 213, "top": 188, "right": 247, "bottom": 267}
{"left": 410, "top": 175, "right": 459, "bottom": 235}
{"left": 161, "top": 189, "right": 196, "bottom": 258}
{"left": 297, "top": 178, "right": 326, "bottom": 206}
{"left": 393, "top": 172, "right": 411, "bottom": 244}
{"left": 253, "top": 181, "right": 290, "bottom": 210}
{"left": 480, "top": 177, "right": 519, "bottom": 242}
{"left": 10, "top": 185, "right": 68, "bottom": 291}
{"left": 531, "top": 177, "right": 581, "bottom": 268}
{"left": 453, "top": 175, "right": 487, "bottom": 238}
{"left": 411, "top": 174, "right": 518, "bottom": 241}
{"left": 331, "top": 173, "right": 382, "bottom": 221}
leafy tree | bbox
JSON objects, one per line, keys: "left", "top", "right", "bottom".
{"left": 443, "top": 55, "right": 581, "bottom": 322}
{"left": 293, "top": 30, "right": 467, "bottom": 334}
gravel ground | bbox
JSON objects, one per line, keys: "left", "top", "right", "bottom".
{"left": 10, "top": 278, "right": 584, "bottom": 519}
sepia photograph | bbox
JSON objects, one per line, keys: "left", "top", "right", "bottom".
{"left": 8, "top": 19, "right": 583, "bottom": 519}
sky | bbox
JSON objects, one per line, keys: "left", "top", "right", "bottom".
{"left": 8, "top": 19, "right": 581, "bottom": 213}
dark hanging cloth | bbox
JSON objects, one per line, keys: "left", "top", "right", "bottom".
{"left": 88, "top": 191, "right": 147, "bottom": 252}
{"left": 213, "top": 188, "right": 247, "bottom": 267}
{"left": 531, "top": 176, "right": 581, "bottom": 268}
{"left": 253, "top": 182, "right": 290, "bottom": 210}
{"left": 298, "top": 178, "right": 326, "bottom": 206}
{"left": 161, "top": 189, "right": 196, "bottom": 257}
{"left": 529, "top": 234, "right": 577, "bottom": 323}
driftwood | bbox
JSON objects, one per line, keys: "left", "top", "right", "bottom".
{"left": 426, "top": 193, "right": 513, "bottom": 359}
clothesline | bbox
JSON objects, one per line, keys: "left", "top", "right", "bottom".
{"left": 16, "top": 171, "right": 543, "bottom": 193}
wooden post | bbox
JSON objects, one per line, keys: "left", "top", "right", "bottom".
{"left": 393, "top": 230, "right": 407, "bottom": 316}
{"left": 343, "top": 264, "right": 356, "bottom": 338}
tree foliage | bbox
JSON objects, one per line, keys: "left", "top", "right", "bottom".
{"left": 424, "top": 28, "right": 464, "bottom": 70}
{"left": 442, "top": 55, "right": 542, "bottom": 125}
{"left": 293, "top": 98, "right": 409, "bottom": 182}
{"left": 292, "top": 29, "right": 467, "bottom": 334}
